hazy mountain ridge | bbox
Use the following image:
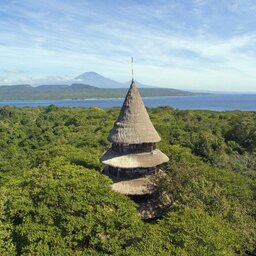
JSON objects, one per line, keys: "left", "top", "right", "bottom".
{"left": 0, "top": 72, "right": 155, "bottom": 88}
{"left": 0, "top": 84, "right": 193, "bottom": 100}
{"left": 0, "top": 72, "right": 194, "bottom": 100}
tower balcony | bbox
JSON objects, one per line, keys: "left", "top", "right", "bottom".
{"left": 100, "top": 148, "right": 169, "bottom": 169}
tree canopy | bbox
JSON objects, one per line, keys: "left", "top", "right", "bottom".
{"left": 0, "top": 106, "right": 255, "bottom": 255}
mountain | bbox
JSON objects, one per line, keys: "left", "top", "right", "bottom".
{"left": 0, "top": 84, "right": 34, "bottom": 99}
{"left": 72, "top": 72, "right": 151, "bottom": 88}
{"left": 0, "top": 71, "right": 170, "bottom": 89}
{"left": 0, "top": 71, "right": 196, "bottom": 99}
{"left": 73, "top": 72, "right": 124, "bottom": 88}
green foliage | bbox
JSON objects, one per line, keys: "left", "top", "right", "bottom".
{"left": 1, "top": 160, "right": 142, "bottom": 255}
{"left": 0, "top": 106, "right": 255, "bottom": 255}
{"left": 155, "top": 145, "right": 256, "bottom": 254}
{"left": 159, "top": 208, "right": 243, "bottom": 255}
{"left": 128, "top": 208, "right": 242, "bottom": 256}
{"left": 151, "top": 108, "right": 256, "bottom": 178}
{"left": 0, "top": 191, "right": 16, "bottom": 255}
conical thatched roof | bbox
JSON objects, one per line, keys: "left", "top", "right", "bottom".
{"left": 108, "top": 80, "right": 161, "bottom": 144}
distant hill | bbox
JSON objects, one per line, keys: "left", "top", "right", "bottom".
{"left": 0, "top": 71, "right": 176, "bottom": 89}
{"left": 35, "top": 84, "right": 69, "bottom": 91}
{"left": 0, "top": 83, "right": 193, "bottom": 100}
{"left": 0, "top": 71, "right": 195, "bottom": 99}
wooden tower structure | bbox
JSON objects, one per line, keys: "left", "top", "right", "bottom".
{"left": 100, "top": 79, "right": 169, "bottom": 218}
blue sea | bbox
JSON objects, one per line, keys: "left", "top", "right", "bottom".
{"left": 0, "top": 94, "right": 255, "bottom": 111}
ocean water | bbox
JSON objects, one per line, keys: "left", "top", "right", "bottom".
{"left": 0, "top": 94, "right": 255, "bottom": 111}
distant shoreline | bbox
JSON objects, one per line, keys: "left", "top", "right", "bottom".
{"left": 0, "top": 93, "right": 211, "bottom": 101}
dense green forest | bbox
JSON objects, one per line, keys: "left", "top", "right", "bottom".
{"left": 0, "top": 106, "right": 255, "bottom": 255}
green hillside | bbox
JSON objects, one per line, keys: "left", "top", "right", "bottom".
{"left": 0, "top": 106, "right": 255, "bottom": 255}
{"left": 0, "top": 84, "right": 193, "bottom": 100}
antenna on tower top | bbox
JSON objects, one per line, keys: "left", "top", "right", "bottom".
{"left": 131, "top": 57, "right": 134, "bottom": 82}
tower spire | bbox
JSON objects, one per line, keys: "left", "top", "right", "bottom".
{"left": 131, "top": 57, "right": 134, "bottom": 82}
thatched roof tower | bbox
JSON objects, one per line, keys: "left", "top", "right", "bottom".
{"left": 108, "top": 80, "right": 161, "bottom": 144}
{"left": 101, "top": 80, "right": 168, "bottom": 171}
{"left": 100, "top": 79, "right": 169, "bottom": 219}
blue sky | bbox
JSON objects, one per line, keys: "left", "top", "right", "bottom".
{"left": 0, "top": 0, "right": 256, "bottom": 91}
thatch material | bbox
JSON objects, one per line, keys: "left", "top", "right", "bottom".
{"left": 100, "top": 148, "right": 169, "bottom": 168}
{"left": 111, "top": 176, "right": 155, "bottom": 195}
{"left": 108, "top": 80, "right": 161, "bottom": 144}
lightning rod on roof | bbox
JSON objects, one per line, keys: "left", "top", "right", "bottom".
{"left": 131, "top": 57, "right": 134, "bottom": 82}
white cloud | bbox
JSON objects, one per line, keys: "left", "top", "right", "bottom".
{"left": 0, "top": 0, "right": 256, "bottom": 91}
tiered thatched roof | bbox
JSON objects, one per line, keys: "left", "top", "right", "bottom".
{"left": 108, "top": 80, "right": 161, "bottom": 144}
{"left": 101, "top": 149, "right": 169, "bottom": 168}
